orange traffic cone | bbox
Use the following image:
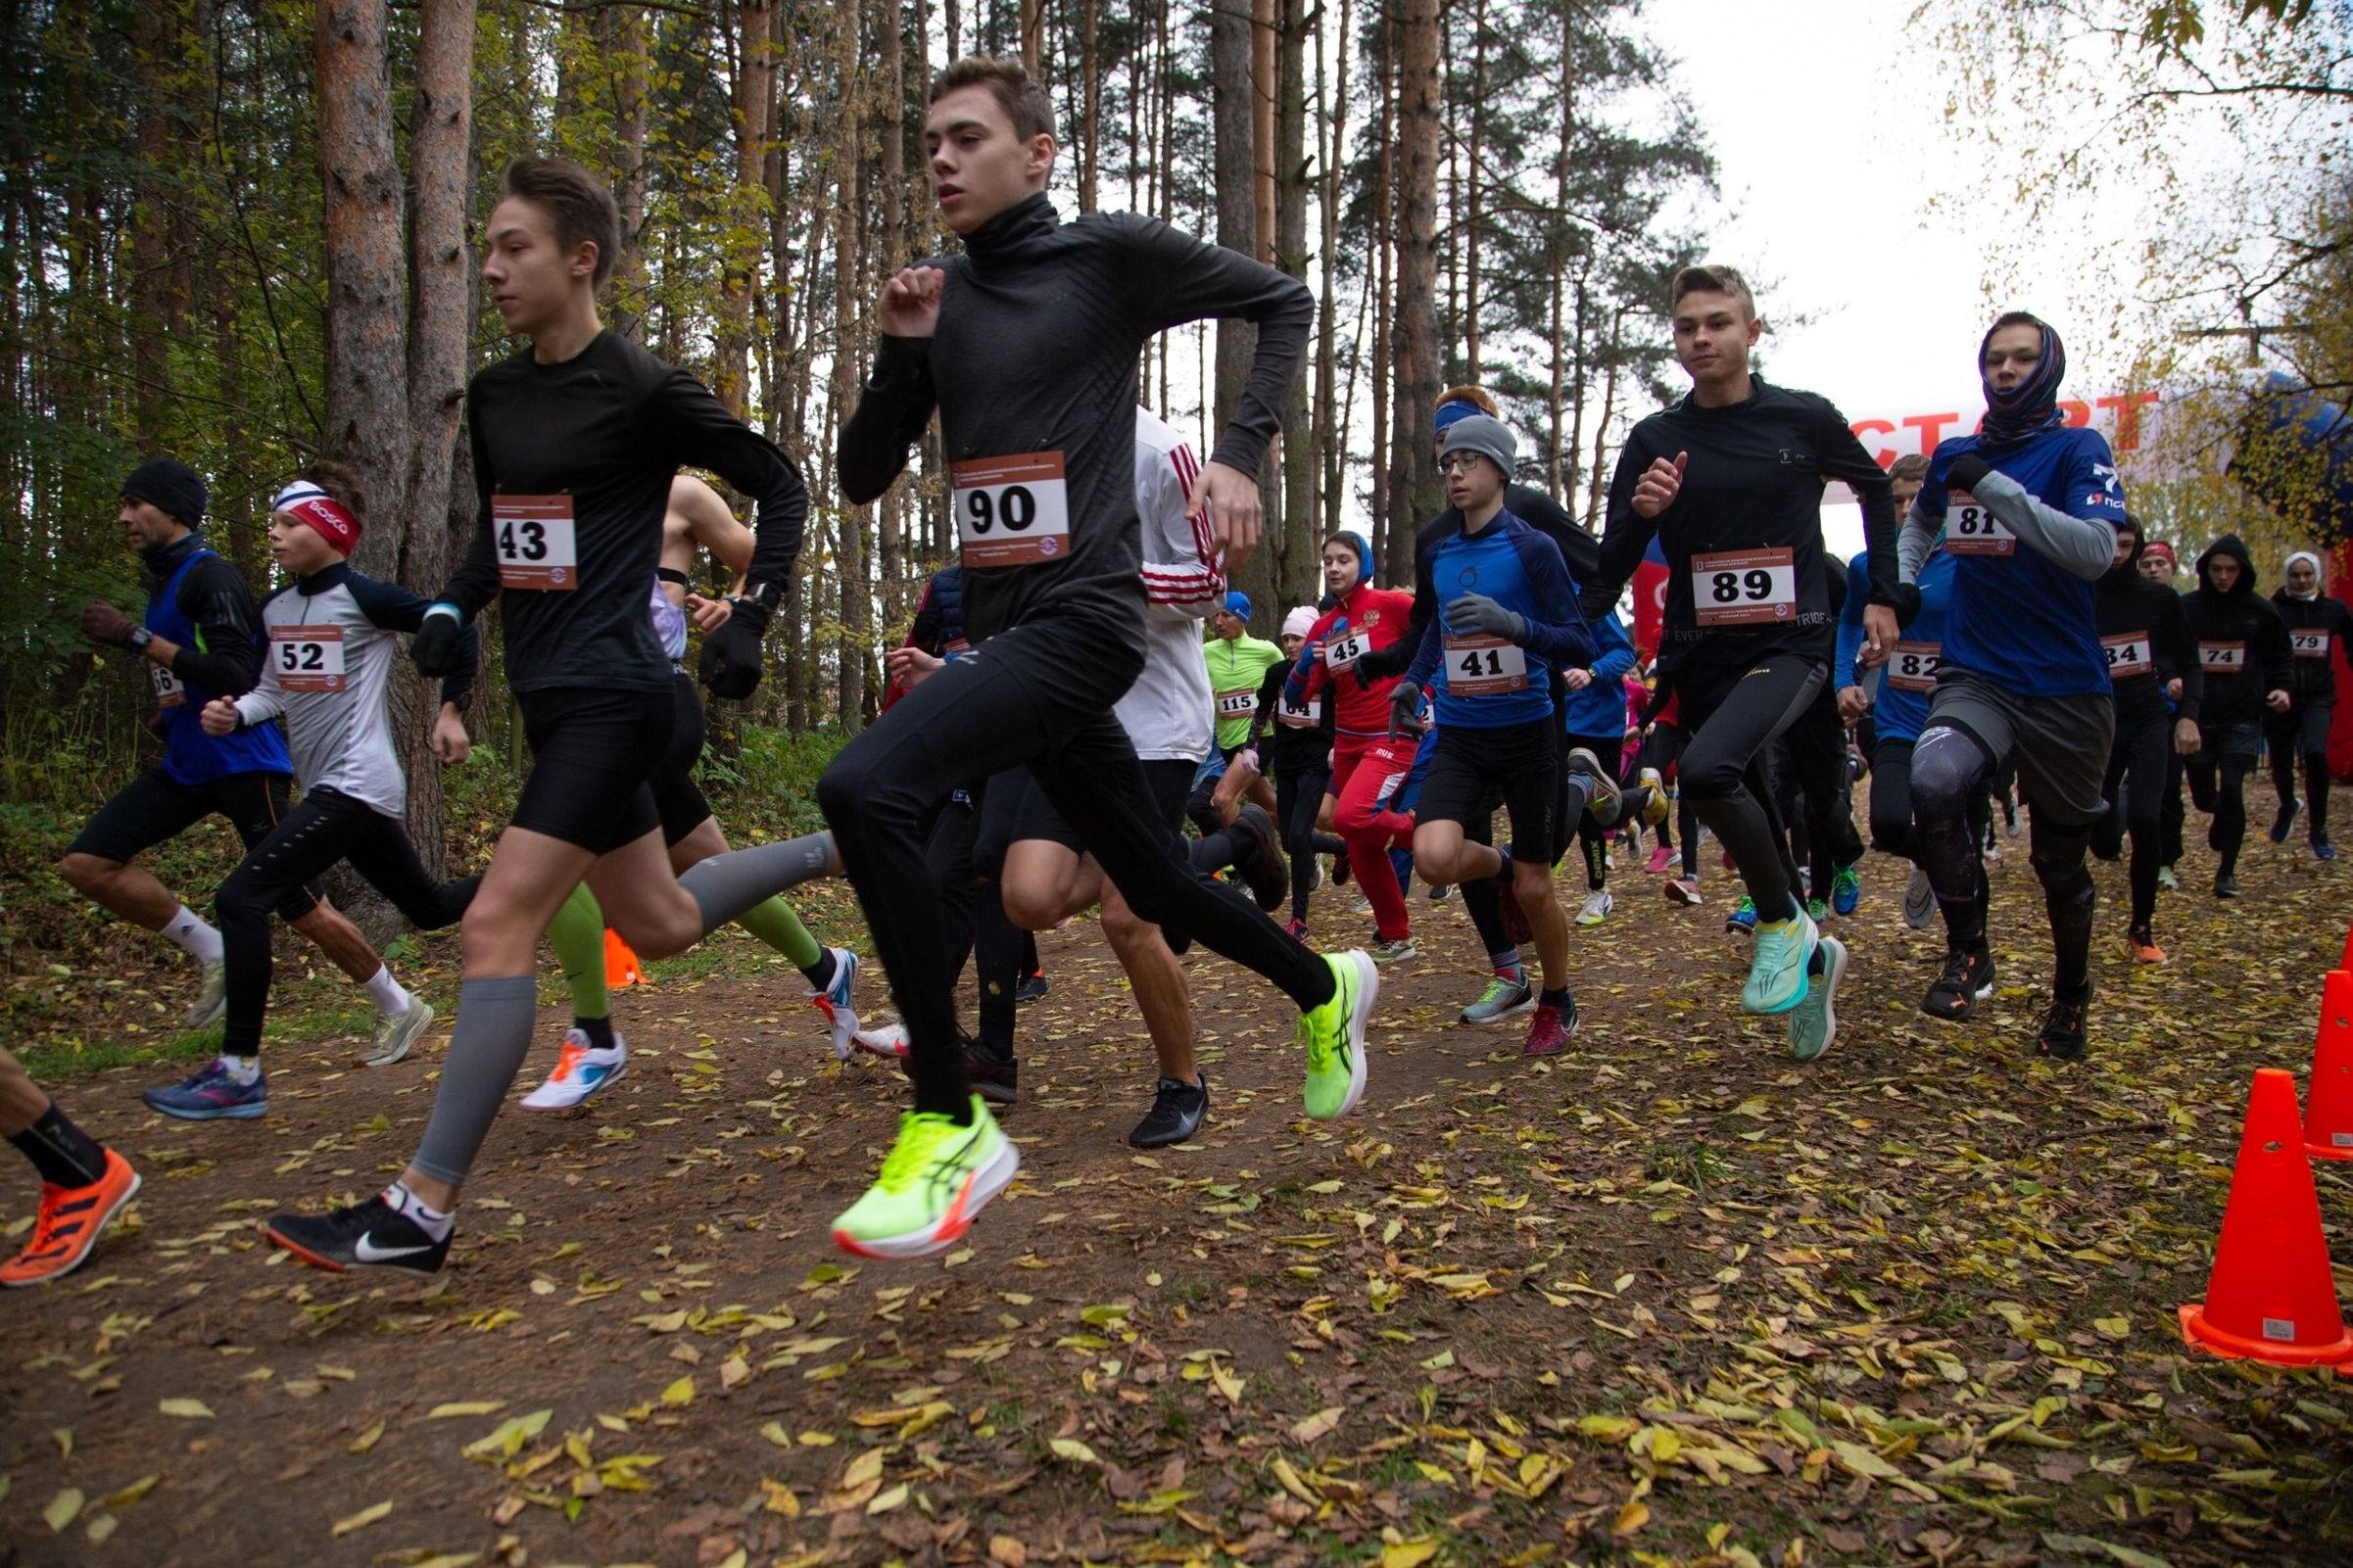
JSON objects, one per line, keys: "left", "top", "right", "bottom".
{"left": 2307, "top": 970, "right": 2353, "bottom": 1163}
{"left": 2178, "top": 1069, "right": 2353, "bottom": 1366}
{"left": 2340, "top": 924, "right": 2353, "bottom": 975}
{"left": 604, "top": 927, "right": 644, "bottom": 990}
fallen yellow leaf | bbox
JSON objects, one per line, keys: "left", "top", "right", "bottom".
{"left": 330, "top": 1499, "right": 392, "bottom": 1537}
{"left": 44, "top": 1488, "right": 83, "bottom": 1533}
{"left": 426, "top": 1401, "right": 504, "bottom": 1418}
{"left": 1049, "top": 1437, "right": 1101, "bottom": 1466}
{"left": 158, "top": 1399, "right": 215, "bottom": 1419}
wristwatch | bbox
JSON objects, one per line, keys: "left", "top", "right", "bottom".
{"left": 127, "top": 626, "right": 154, "bottom": 653}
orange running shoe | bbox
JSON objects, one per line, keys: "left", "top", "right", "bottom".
{"left": 2128, "top": 926, "right": 2167, "bottom": 965}
{"left": 1, "top": 1148, "right": 140, "bottom": 1287}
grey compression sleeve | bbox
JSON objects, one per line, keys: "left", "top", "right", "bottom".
{"left": 1968, "top": 467, "right": 2115, "bottom": 581}
{"left": 411, "top": 975, "right": 540, "bottom": 1185}
{"left": 678, "top": 831, "right": 838, "bottom": 936}
{"left": 1897, "top": 500, "right": 1938, "bottom": 584}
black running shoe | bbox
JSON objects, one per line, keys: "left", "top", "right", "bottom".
{"left": 2035, "top": 981, "right": 2093, "bottom": 1061}
{"left": 1920, "top": 947, "right": 1995, "bottom": 1021}
{"left": 1014, "top": 971, "right": 1048, "bottom": 1005}
{"left": 2214, "top": 872, "right": 2240, "bottom": 899}
{"left": 1234, "top": 804, "right": 1290, "bottom": 913}
{"left": 1128, "top": 1075, "right": 1209, "bottom": 1148}
{"left": 266, "top": 1195, "right": 450, "bottom": 1276}
{"left": 1329, "top": 852, "right": 1351, "bottom": 886}
{"left": 964, "top": 1041, "right": 1019, "bottom": 1105}
{"left": 2270, "top": 797, "right": 2301, "bottom": 844}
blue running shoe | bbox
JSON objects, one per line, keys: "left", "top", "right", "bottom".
{"left": 1831, "top": 861, "right": 1861, "bottom": 918}
{"left": 1725, "top": 895, "right": 1757, "bottom": 935}
{"left": 143, "top": 1059, "right": 267, "bottom": 1121}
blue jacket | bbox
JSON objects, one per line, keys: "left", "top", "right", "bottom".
{"left": 1563, "top": 610, "right": 1636, "bottom": 737}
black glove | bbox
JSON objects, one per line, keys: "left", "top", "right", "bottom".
{"left": 1883, "top": 583, "right": 1922, "bottom": 624}
{"left": 1945, "top": 452, "right": 1993, "bottom": 494}
{"left": 699, "top": 594, "right": 771, "bottom": 700}
{"left": 1386, "top": 680, "right": 1422, "bottom": 741}
{"left": 410, "top": 605, "right": 466, "bottom": 678}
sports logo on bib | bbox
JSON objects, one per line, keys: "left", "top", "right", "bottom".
{"left": 1945, "top": 491, "right": 2017, "bottom": 556}
{"left": 2101, "top": 633, "right": 2152, "bottom": 678}
{"left": 2199, "top": 641, "right": 2247, "bottom": 672}
{"left": 952, "top": 451, "right": 1072, "bottom": 568}
{"left": 1690, "top": 546, "right": 1796, "bottom": 627}
{"left": 1887, "top": 640, "right": 1940, "bottom": 693}
{"left": 1443, "top": 634, "right": 1528, "bottom": 695}
{"left": 273, "top": 625, "right": 348, "bottom": 692}
{"left": 494, "top": 495, "right": 578, "bottom": 590}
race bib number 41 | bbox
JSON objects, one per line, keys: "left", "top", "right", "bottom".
{"left": 1443, "top": 634, "right": 1529, "bottom": 696}
{"left": 494, "top": 495, "right": 578, "bottom": 590}
{"left": 952, "top": 451, "right": 1072, "bottom": 568}
{"left": 273, "top": 625, "right": 348, "bottom": 692}
{"left": 1690, "top": 546, "right": 1797, "bottom": 627}
{"left": 1945, "top": 491, "right": 2018, "bottom": 556}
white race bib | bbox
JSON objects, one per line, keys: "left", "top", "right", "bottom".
{"left": 1887, "top": 640, "right": 1941, "bottom": 694}
{"left": 150, "top": 661, "right": 186, "bottom": 709}
{"left": 1276, "top": 695, "right": 1321, "bottom": 729}
{"left": 1690, "top": 546, "right": 1797, "bottom": 627}
{"left": 1215, "top": 688, "right": 1257, "bottom": 720}
{"left": 1945, "top": 491, "right": 2017, "bottom": 556}
{"left": 494, "top": 495, "right": 579, "bottom": 590}
{"left": 272, "top": 625, "right": 349, "bottom": 692}
{"left": 1322, "top": 630, "right": 1369, "bottom": 671}
{"left": 1443, "top": 634, "right": 1529, "bottom": 696}
{"left": 2101, "top": 633, "right": 2152, "bottom": 679}
{"left": 2293, "top": 629, "right": 2330, "bottom": 659}
{"left": 2199, "top": 641, "right": 2246, "bottom": 672}
{"left": 952, "top": 451, "right": 1072, "bottom": 568}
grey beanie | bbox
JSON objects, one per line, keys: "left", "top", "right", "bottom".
{"left": 1440, "top": 414, "right": 1516, "bottom": 482}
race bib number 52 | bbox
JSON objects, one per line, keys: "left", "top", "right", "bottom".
{"left": 494, "top": 495, "right": 578, "bottom": 590}
{"left": 1690, "top": 546, "right": 1796, "bottom": 627}
{"left": 273, "top": 625, "right": 348, "bottom": 692}
{"left": 952, "top": 451, "right": 1072, "bottom": 568}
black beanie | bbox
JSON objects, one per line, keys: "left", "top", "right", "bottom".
{"left": 120, "top": 457, "right": 207, "bottom": 529}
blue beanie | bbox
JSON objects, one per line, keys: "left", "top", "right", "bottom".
{"left": 1223, "top": 590, "right": 1252, "bottom": 620}
{"left": 1434, "top": 399, "right": 1483, "bottom": 433}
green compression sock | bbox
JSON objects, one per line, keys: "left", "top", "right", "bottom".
{"left": 549, "top": 881, "right": 609, "bottom": 1022}
{"left": 738, "top": 896, "right": 831, "bottom": 986}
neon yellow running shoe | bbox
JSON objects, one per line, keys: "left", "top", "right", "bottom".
{"left": 831, "top": 1097, "right": 1020, "bottom": 1259}
{"left": 1300, "top": 950, "right": 1378, "bottom": 1119}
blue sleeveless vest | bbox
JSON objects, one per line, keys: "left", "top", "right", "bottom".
{"left": 146, "top": 546, "right": 291, "bottom": 784}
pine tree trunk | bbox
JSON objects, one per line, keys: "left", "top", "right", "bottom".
{"left": 1316, "top": 0, "right": 1350, "bottom": 539}
{"left": 1274, "top": 0, "right": 1314, "bottom": 613}
{"left": 608, "top": 5, "right": 650, "bottom": 339}
{"left": 1386, "top": 0, "right": 1442, "bottom": 583}
{"left": 832, "top": 1, "right": 869, "bottom": 731}
{"left": 1211, "top": 0, "right": 1270, "bottom": 615}
{"left": 1368, "top": 8, "right": 1393, "bottom": 555}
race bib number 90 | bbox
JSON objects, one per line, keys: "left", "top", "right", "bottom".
{"left": 1945, "top": 491, "right": 2018, "bottom": 556}
{"left": 1215, "top": 688, "right": 1257, "bottom": 720}
{"left": 952, "top": 451, "right": 1072, "bottom": 568}
{"left": 2199, "top": 641, "right": 2247, "bottom": 672}
{"left": 273, "top": 625, "right": 348, "bottom": 692}
{"left": 1690, "top": 546, "right": 1797, "bottom": 627}
{"left": 2101, "top": 633, "right": 2152, "bottom": 678}
{"left": 2293, "top": 629, "right": 2330, "bottom": 659}
{"left": 1443, "top": 634, "right": 1529, "bottom": 696}
{"left": 1887, "top": 641, "right": 1941, "bottom": 694}
{"left": 494, "top": 495, "right": 578, "bottom": 590}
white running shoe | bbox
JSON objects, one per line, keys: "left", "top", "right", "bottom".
{"left": 1576, "top": 887, "right": 1613, "bottom": 927}
{"left": 809, "top": 947, "right": 862, "bottom": 1060}
{"left": 185, "top": 962, "right": 227, "bottom": 1030}
{"left": 520, "top": 1028, "right": 629, "bottom": 1110}
{"left": 364, "top": 999, "right": 436, "bottom": 1067}
{"left": 850, "top": 1022, "right": 910, "bottom": 1060}
{"left": 1902, "top": 866, "right": 1936, "bottom": 929}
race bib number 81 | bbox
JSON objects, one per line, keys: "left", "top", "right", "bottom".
{"left": 1690, "top": 546, "right": 1796, "bottom": 627}
{"left": 1945, "top": 491, "right": 2017, "bottom": 556}
{"left": 273, "top": 625, "right": 348, "bottom": 692}
{"left": 494, "top": 495, "right": 578, "bottom": 590}
{"left": 952, "top": 451, "right": 1072, "bottom": 568}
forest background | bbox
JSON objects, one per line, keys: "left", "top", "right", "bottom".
{"left": 0, "top": 0, "right": 2345, "bottom": 951}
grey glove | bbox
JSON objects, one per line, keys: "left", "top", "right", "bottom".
{"left": 1443, "top": 593, "right": 1525, "bottom": 642}
{"left": 1386, "top": 680, "right": 1422, "bottom": 741}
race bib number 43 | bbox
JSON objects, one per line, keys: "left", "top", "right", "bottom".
{"left": 1443, "top": 634, "right": 1529, "bottom": 696}
{"left": 2200, "top": 641, "right": 2247, "bottom": 672}
{"left": 1945, "top": 491, "right": 2018, "bottom": 556}
{"left": 273, "top": 625, "right": 348, "bottom": 692}
{"left": 952, "top": 451, "right": 1072, "bottom": 568}
{"left": 494, "top": 495, "right": 578, "bottom": 590}
{"left": 1691, "top": 546, "right": 1797, "bottom": 627}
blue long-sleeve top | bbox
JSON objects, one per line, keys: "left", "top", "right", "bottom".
{"left": 1838, "top": 546, "right": 1954, "bottom": 745}
{"left": 1403, "top": 510, "right": 1596, "bottom": 729}
{"left": 1563, "top": 609, "right": 1636, "bottom": 736}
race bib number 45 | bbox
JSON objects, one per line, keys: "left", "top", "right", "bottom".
{"left": 952, "top": 451, "right": 1072, "bottom": 568}
{"left": 1443, "top": 634, "right": 1529, "bottom": 696}
{"left": 1945, "top": 490, "right": 2018, "bottom": 556}
{"left": 1322, "top": 630, "right": 1369, "bottom": 671}
{"left": 1691, "top": 546, "right": 1796, "bottom": 627}
{"left": 494, "top": 495, "right": 578, "bottom": 590}
{"left": 2200, "top": 641, "right": 2247, "bottom": 672}
{"left": 273, "top": 625, "right": 348, "bottom": 692}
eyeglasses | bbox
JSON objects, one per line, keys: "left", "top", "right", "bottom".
{"left": 1438, "top": 451, "right": 1485, "bottom": 475}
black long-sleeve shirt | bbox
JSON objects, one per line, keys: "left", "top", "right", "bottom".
{"left": 2094, "top": 564, "right": 2200, "bottom": 727}
{"left": 838, "top": 194, "right": 1313, "bottom": 650}
{"left": 1580, "top": 378, "right": 1898, "bottom": 677}
{"left": 444, "top": 329, "right": 807, "bottom": 693}
{"left": 140, "top": 533, "right": 269, "bottom": 696}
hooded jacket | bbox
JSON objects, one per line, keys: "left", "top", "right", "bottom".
{"left": 2182, "top": 534, "right": 2290, "bottom": 729}
{"left": 2269, "top": 559, "right": 2353, "bottom": 705}
{"left": 2094, "top": 528, "right": 2199, "bottom": 728}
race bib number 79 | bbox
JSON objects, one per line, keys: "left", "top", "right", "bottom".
{"left": 952, "top": 451, "right": 1072, "bottom": 568}
{"left": 494, "top": 495, "right": 578, "bottom": 590}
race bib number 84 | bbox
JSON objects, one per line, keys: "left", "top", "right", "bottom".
{"left": 952, "top": 451, "right": 1072, "bottom": 568}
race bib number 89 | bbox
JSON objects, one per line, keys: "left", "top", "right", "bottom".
{"left": 952, "top": 451, "right": 1072, "bottom": 568}
{"left": 1443, "top": 634, "right": 1529, "bottom": 695}
{"left": 494, "top": 495, "right": 578, "bottom": 590}
{"left": 1690, "top": 546, "right": 1797, "bottom": 627}
{"left": 273, "top": 625, "right": 348, "bottom": 692}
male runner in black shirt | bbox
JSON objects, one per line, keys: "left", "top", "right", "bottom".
{"left": 823, "top": 57, "right": 1374, "bottom": 1259}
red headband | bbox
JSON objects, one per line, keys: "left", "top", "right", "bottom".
{"left": 273, "top": 480, "right": 361, "bottom": 555}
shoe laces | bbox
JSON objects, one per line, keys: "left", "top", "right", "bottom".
{"left": 1475, "top": 975, "right": 1518, "bottom": 1007}
{"left": 2039, "top": 993, "right": 2088, "bottom": 1036}
{"left": 877, "top": 1111, "right": 959, "bottom": 1191}
{"left": 23, "top": 1184, "right": 81, "bottom": 1258}
{"left": 1935, "top": 949, "right": 1978, "bottom": 990}
{"left": 552, "top": 1037, "right": 593, "bottom": 1079}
